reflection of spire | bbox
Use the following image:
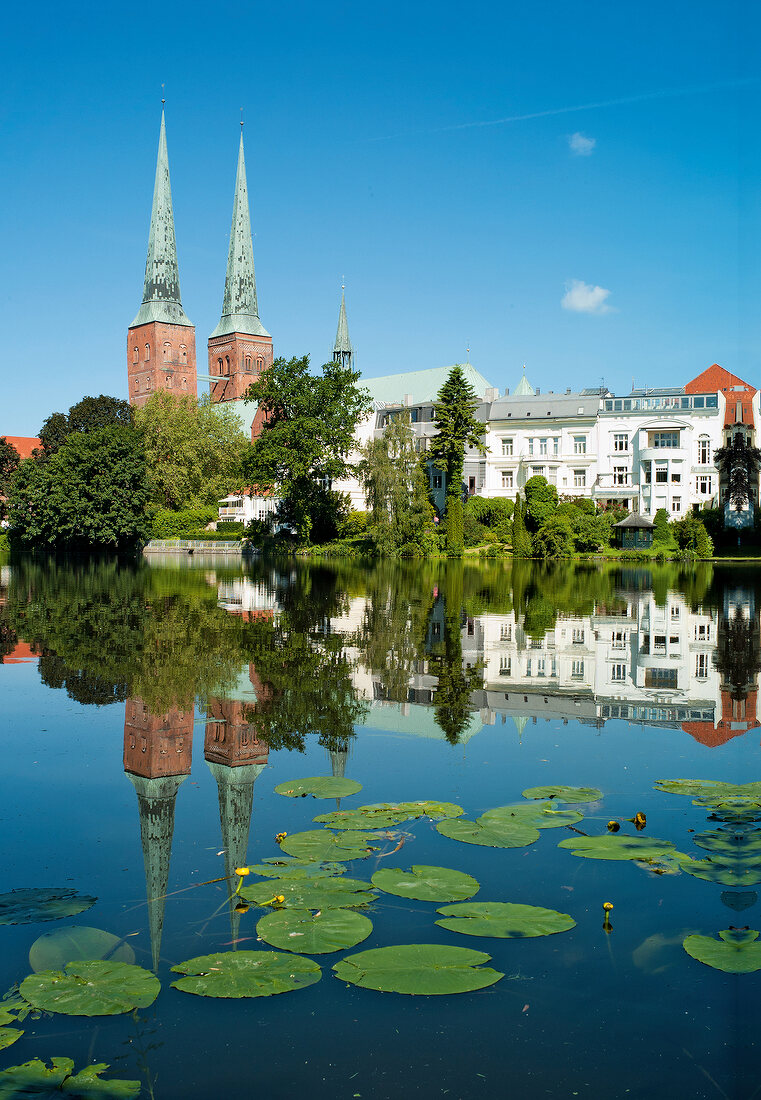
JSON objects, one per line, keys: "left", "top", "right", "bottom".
{"left": 512, "top": 715, "right": 528, "bottom": 741}
{"left": 328, "top": 740, "right": 350, "bottom": 809}
{"left": 128, "top": 773, "right": 186, "bottom": 971}
{"left": 207, "top": 761, "right": 265, "bottom": 944}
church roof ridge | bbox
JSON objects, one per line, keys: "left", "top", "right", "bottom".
{"left": 210, "top": 131, "right": 270, "bottom": 339}
{"left": 131, "top": 110, "right": 193, "bottom": 329}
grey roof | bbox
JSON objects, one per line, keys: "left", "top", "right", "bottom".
{"left": 210, "top": 132, "right": 271, "bottom": 339}
{"left": 580, "top": 386, "right": 610, "bottom": 396}
{"left": 614, "top": 513, "right": 655, "bottom": 529}
{"left": 488, "top": 392, "right": 602, "bottom": 420}
{"left": 334, "top": 288, "right": 352, "bottom": 354}
{"left": 629, "top": 386, "right": 685, "bottom": 397}
{"left": 131, "top": 111, "right": 193, "bottom": 329}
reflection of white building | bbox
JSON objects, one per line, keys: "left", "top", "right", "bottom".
{"left": 216, "top": 578, "right": 281, "bottom": 617}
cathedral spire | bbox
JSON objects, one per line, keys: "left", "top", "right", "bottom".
{"left": 333, "top": 286, "right": 353, "bottom": 368}
{"left": 131, "top": 109, "right": 192, "bottom": 328}
{"left": 210, "top": 132, "right": 270, "bottom": 339}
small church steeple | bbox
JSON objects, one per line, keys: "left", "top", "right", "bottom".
{"left": 208, "top": 127, "right": 274, "bottom": 407}
{"left": 127, "top": 108, "right": 197, "bottom": 407}
{"left": 333, "top": 286, "right": 353, "bottom": 369}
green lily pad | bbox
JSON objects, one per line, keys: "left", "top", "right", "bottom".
{"left": 20, "top": 960, "right": 160, "bottom": 1017}
{"left": 436, "top": 817, "right": 540, "bottom": 848}
{"left": 274, "top": 777, "right": 362, "bottom": 799}
{"left": 256, "top": 908, "right": 373, "bottom": 953}
{"left": 435, "top": 901, "right": 576, "bottom": 939}
{"left": 655, "top": 779, "right": 761, "bottom": 812}
{"left": 479, "top": 802, "right": 583, "bottom": 830}
{"left": 683, "top": 928, "right": 761, "bottom": 973}
{"left": 0, "top": 1028, "right": 22, "bottom": 1052}
{"left": 0, "top": 1057, "right": 140, "bottom": 1098}
{"left": 241, "top": 875, "right": 375, "bottom": 910}
{"left": 171, "top": 950, "right": 321, "bottom": 998}
{"left": 371, "top": 866, "right": 479, "bottom": 903}
{"left": 0, "top": 888, "right": 97, "bottom": 926}
{"left": 248, "top": 860, "right": 347, "bottom": 878}
{"left": 279, "top": 830, "right": 379, "bottom": 862}
{"left": 692, "top": 829, "right": 761, "bottom": 854}
{"left": 333, "top": 944, "right": 503, "bottom": 995}
{"left": 679, "top": 856, "right": 761, "bottom": 887}
{"left": 29, "top": 927, "right": 136, "bottom": 973}
{"left": 557, "top": 834, "right": 680, "bottom": 861}
{"left": 522, "top": 785, "right": 602, "bottom": 804}
{"left": 313, "top": 808, "right": 411, "bottom": 830}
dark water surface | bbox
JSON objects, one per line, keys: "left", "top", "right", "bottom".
{"left": 0, "top": 556, "right": 759, "bottom": 1099}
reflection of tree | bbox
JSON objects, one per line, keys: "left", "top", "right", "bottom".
{"left": 714, "top": 606, "right": 761, "bottom": 702}
{"left": 428, "top": 566, "right": 483, "bottom": 745}
{"left": 715, "top": 434, "right": 761, "bottom": 511}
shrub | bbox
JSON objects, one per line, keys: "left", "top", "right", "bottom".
{"left": 152, "top": 507, "right": 218, "bottom": 538}
{"left": 339, "top": 510, "right": 370, "bottom": 539}
{"left": 524, "top": 476, "right": 558, "bottom": 532}
{"left": 653, "top": 508, "right": 671, "bottom": 544}
{"left": 533, "top": 517, "right": 574, "bottom": 559}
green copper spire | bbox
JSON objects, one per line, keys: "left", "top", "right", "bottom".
{"left": 333, "top": 286, "right": 353, "bottom": 363}
{"left": 131, "top": 110, "right": 192, "bottom": 328}
{"left": 210, "top": 132, "right": 270, "bottom": 339}
{"left": 207, "top": 761, "right": 265, "bottom": 945}
{"left": 513, "top": 366, "right": 535, "bottom": 397}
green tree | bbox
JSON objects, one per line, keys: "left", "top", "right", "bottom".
{"left": 0, "top": 437, "right": 20, "bottom": 521}
{"left": 360, "top": 411, "right": 435, "bottom": 555}
{"left": 524, "top": 475, "right": 558, "bottom": 531}
{"left": 715, "top": 434, "right": 761, "bottom": 512}
{"left": 8, "top": 427, "right": 150, "bottom": 551}
{"left": 672, "top": 515, "right": 714, "bottom": 558}
{"left": 244, "top": 355, "right": 372, "bottom": 542}
{"left": 653, "top": 508, "right": 671, "bottom": 544}
{"left": 533, "top": 516, "right": 574, "bottom": 559}
{"left": 38, "top": 396, "right": 133, "bottom": 458}
{"left": 135, "top": 391, "right": 250, "bottom": 511}
{"left": 428, "top": 366, "right": 487, "bottom": 555}
{"left": 511, "top": 494, "right": 533, "bottom": 557}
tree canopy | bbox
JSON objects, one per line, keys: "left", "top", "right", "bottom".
{"left": 429, "top": 366, "right": 487, "bottom": 554}
{"left": 38, "top": 396, "right": 133, "bottom": 456}
{"left": 244, "top": 355, "right": 372, "bottom": 541}
{"left": 0, "top": 437, "right": 21, "bottom": 521}
{"left": 360, "top": 411, "right": 435, "bottom": 556}
{"left": 134, "top": 391, "right": 250, "bottom": 511}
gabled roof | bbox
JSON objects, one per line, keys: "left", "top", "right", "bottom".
{"left": 131, "top": 110, "right": 193, "bottom": 329}
{"left": 2, "top": 436, "right": 40, "bottom": 459}
{"left": 361, "top": 364, "right": 494, "bottom": 407}
{"left": 210, "top": 132, "right": 270, "bottom": 339}
{"left": 513, "top": 371, "right": 535, "bottom": 397}
{"left": 686, "top": 364, "right": 756, "bottom": 428}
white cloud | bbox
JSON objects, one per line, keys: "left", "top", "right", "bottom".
{"left": 561, "top": 279, "right": 613, "bottom": 314}
{"left": 568, "top": 132, "right": 596, "bottom": 156}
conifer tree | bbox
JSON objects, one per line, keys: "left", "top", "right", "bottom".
{"left": 429, "top": 366, "right": 487, "bottom": 555}
{"left": 511, "top": 493, "right": 533, "bottom": 558}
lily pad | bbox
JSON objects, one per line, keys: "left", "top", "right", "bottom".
{"left": 29, "top": 927, "right": 136, "bottom": 973}
{"left": 20, "top": 960, "right": 160, "bottom": 1017}
{"left": 241, "top": 875, "right": 375, "bottom": 910}
{"left": 435, "top": 902, "right": 576, "bottom": 939}
{"left": 256, "top": 908, "right": 373, "bottom": 953}
{"left": 279, "top": 830, "right": 379, "bottom": 862}
{"left": 248, "top": 860, "right": 347, "bottom": 878}
{"left": 0, "top": 888, "right": 97, "bottom": 926}
{"left": 171, "top": 950, "right": 321, "bottom": 998}
{"left": 437, "top": 817, "right": 540, "bottom": 848}
{"left": 313, "top": 808, "right": 411, "bottom": 830}
{"left": 721, "top": 891, "right": 757, "bottom": 912}
{"left": 274, "top": 777, "right": 362, "bottom": 799}
{"left": 371, "top": 866, "right": 479, "bottom": 903}
{"left": 522, "top": 785, "right": 602, "bottom": 804}
{"left": 683, "top": 928, "right": 761, "bottom": 973}
{"left": 679, "top": 855, "right": 761, "bottom": 887}
{"left": 0, "top": 1058, "right": 140, "bottom": 1098}
{"left": 557, "top": 834, "right": 681, "bottom": 861}
{"left": 0, "top": 1028, "right": 22, "bottom": 1052}
{"left": 333, "top": 943, "right": 503, "bottom": 995}
{"left": 479, "top": 802, "right": 583, "bottom": 830}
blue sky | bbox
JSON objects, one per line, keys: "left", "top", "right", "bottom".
{"left": 2, "top": 0, "right": 758, "bottom": 434}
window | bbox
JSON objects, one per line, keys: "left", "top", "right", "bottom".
{"left": 217, "top": 358, "right": 223, "bottom": 375}
{"left": 695, "top": 653, "right": 709, "bottom": 679}
{"left": 531, "top": 466, "right": 545, "bottom": 479}
{"left": 257, "top": 357, "right": 264, "bottom": 372}
{"left": 652, "top": 431, "right": 679, "bottom": 448}
{"left": 614, "top": 433, "right": 628, "bottom": 452}
{"left": 132, "top": 347, "right": 139, "bottom": 364}
{"left": 165, "top": 374, "right": 172, "bottom": 387}
{"left": 501, "top": 470, "right": 514, "bottom": 489}
{"left": 144, "top": 343, "right": 150, "bottom": 361}
{"left": 245, "top": 356, "right": 252, "bottom": 372}
{"left": 698, "top": 475, "right": 712, "bottom": 495}
{"left": 181, "top": 377, "right": 187, "bottom": 390}
{"left": 698, "top": 438, "right": 710, "bottom": 464}
{"left": 644, "top": 464, "right": 652, "bottom": 484}
{"left": 655, "top": 462, "right": 668, "bottom": 483}
{"left": 670, "top": 606, "right": 680, "bottom": 620}
{"left": 571, "top": 659, "right": 584, "bottom": 679}
{"left": 573, "top": 435, "right": 587, "bottom": 455}
{"left": 536, "top": 659, "right": 546, "bottom": 677}
{"left": 499, "top": 656, "right": 512, "bottom": 676}
{"left": 553, "top": 437, "right": 559, "bottom": 456}
{"left": 225, "top": 356, "right": 230, "bottom": 376}
{"left": 539, "top": 438, "right": 548, "bottom": 456}
{"left": 574, "top": 470, "right": 585, "bottom": 487}
{"left": 500, "top": 623, "right": 512, "bottom": 641}
{"left": 501, "top": 438, "right": 513, "bottom": 456}
{"left": 612, "top": 630, "right": 626, "bottom": 649}
{"left": 671, "top": 471, "right": 681, "bottom": 482}
{"left": 432, "top": 473, "right": 443, "bottom": 489}
{"left": 528, "top": 438, "right": 534, "bottom": 456}
{"left": 163, "top": 342, "right": 171, "bottom": 362}
{"left": 468, "top": 476, "right": 476, "bottom": 494}
{"left": 572, "top": 628, "right": 585, "bottom": 645}
{"left": 525, "top": 659, "right": 532, "bottom": 677}
{"left": 611, "top": 663, "right": 626, "bottom": 682}
{"left": 180, "top": 346, "right": 187, "bottom": 364}
{"left": 614, "top": 466, "right": 628, "bottom": 485}
{"left": 695, "top": 624, "right": 711, "bottom": 641}
{"left": 133, "top": 377, "right": 139, "bottom": 390}
{"left": 645, "top": 668, "right": 678, "bottom": 689}
{"left": 671, "top": 497, "right": 681, "bottom": 513}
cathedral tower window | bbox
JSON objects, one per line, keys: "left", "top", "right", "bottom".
{"left": 163, "top": 342, "right": 171, "bottom": 362}
{"left": 144, "top": 343, "right": 150, "bottom": 361}
{"left": 133, "top": 346, "right": 139, "bottom": 364}
{"left": 180, "top": 346, "right": 187, "bottom": 364}
{"left": 225, "top": 356, "right": 230, "bottom": 375}
{"left": 257, "top": 357, "right": 263, "bottom": 372}
{"left": 245, "top": 356, "right": 252, "bottom": 372}
{"left": 217, "top": 358, "right": 223, "bottom": 376}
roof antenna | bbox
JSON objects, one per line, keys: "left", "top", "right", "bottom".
{"left": 161, "top": 82, "right": 165, "bottom": 107}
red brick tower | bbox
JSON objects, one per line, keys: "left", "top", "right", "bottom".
{"left": 207, "top": 130, "right": 273, "bottom": 405}
{"left": 127, "top": 109, "right": 197, "bottom": 408}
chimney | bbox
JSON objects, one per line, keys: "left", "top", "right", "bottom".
{"left": 504, "top": 387, "right": 510, "bottom": 396}
{"left": 535, "top": 387, "right": 540, "bottom": 395}
{"left": 566, "top": 388, "right": 571, "bottom": 394}
{"left": 485, "top": 386, "right": 499, "bottom": 402}
{"left": 403, "top": 393, "right": 412, "bottom": 407}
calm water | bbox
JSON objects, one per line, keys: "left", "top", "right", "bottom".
{"left": 0, "top": 555, "right": 759, "bottom": 1099}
